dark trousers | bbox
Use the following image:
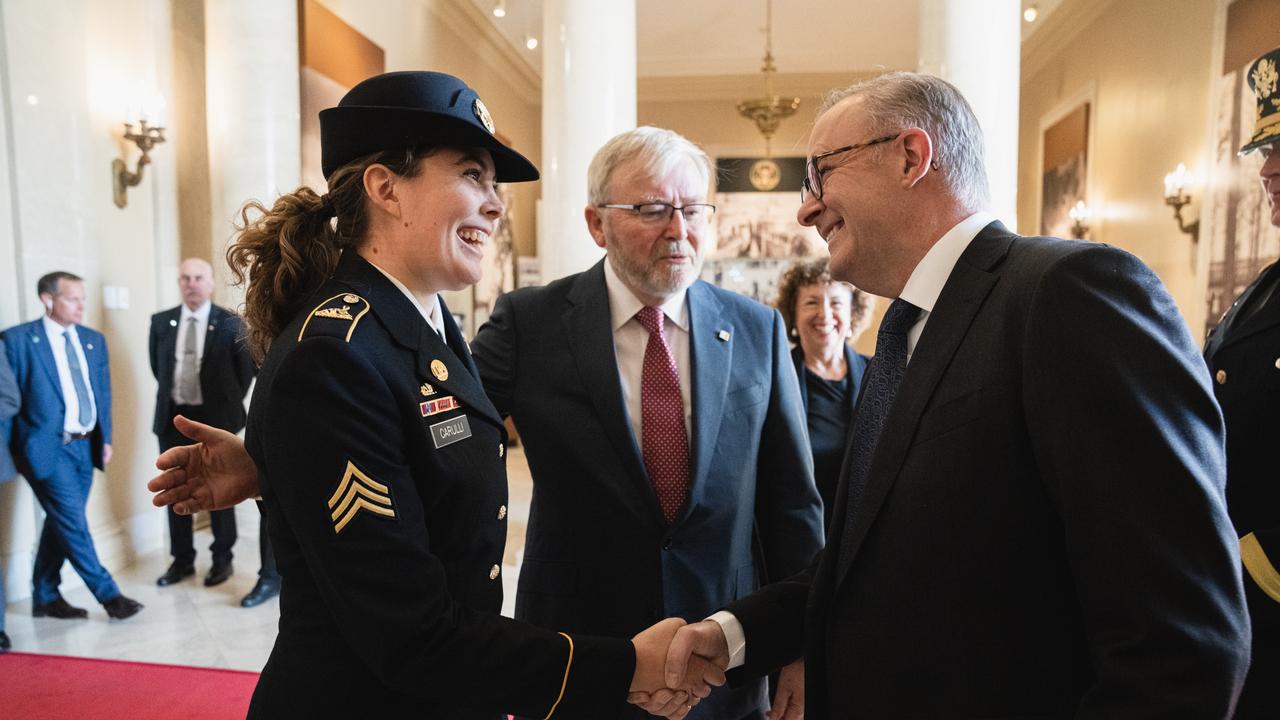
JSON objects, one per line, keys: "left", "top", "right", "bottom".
{"left": 255, "top": 500, "right": 279, "bottom": 582}
{"left": 159, "top": 406, "right": 236, "bottom": 564}
{"left": 26, "top": 438, "right": 120, "bottom": 605}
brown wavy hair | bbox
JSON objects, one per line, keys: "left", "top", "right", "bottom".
{"left": 227, "top": 147, "right": 431, "bottom": 362}
{"left": 774, "top": 257, "right": 875, "bottom": 344}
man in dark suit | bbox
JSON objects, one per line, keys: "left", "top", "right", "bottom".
{"left": 1203, "top": 45, "right": 1280, "bottom": 720}
{"left": 471, "top": 126, "right": 824, "bottom": 720}
{"left": 0, "top": 337, "right": 20, "bottom": 651}
{"left": 150, "top": 258, "right": 256, "bottom": 589}
{"left": 3, "top": 272, "right": 142, "bottom": 621}
{"left": 660, "top": 72, "right": 1250, "bottom": 718}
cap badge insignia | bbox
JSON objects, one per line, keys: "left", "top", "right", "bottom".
{"left": 473, "top": 97, "right": 495, "bottom": 134}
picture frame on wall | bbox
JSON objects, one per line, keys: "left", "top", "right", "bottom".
{"left": 1038, "top": 95, "right": 1093, "bottom": 239}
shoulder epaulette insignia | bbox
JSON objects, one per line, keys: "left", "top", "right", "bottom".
{"left": 298, "top": 293, "right": 370, "bottom": 343}
{"left": 328, "top": 460, "right": 395, "bottom": 534}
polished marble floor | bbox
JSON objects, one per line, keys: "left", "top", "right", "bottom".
{"left": 2, "top": 447, "right": 534, "bottom": 671}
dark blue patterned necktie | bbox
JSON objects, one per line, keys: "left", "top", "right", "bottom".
{"left": 64, "top": 330, "right": 93, "bottom": 427}
{"left": 837, "top": 298, "right": 921, "bottom": 563}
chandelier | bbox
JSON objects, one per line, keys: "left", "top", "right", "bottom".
{"left": 736, "top": 0, "right": 800, "bottom": 157}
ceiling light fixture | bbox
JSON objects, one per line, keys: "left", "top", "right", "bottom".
{"left": 736, "top": 0, "right": 799, "bottom": 158}
{"left": 525, "top": 35, "right": 538, "bottom": 50}
{"left": 492, "top": 0, "right": 506, "bottom": 18}
{"left": 1023, "top": 6, "right": 1039, "bottom": 22}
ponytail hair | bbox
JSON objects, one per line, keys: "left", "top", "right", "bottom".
{"left": 227, "top": 146, "right": 430, "bottom": 362}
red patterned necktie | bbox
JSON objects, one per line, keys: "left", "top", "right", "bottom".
{"left": 635, "top": 306, "right": 690, "bottom": 524}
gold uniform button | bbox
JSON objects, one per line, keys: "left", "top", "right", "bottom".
{"left": 498, "top": 443, "right": 505, "bottom": 458}
{"left": 1215, "top": 369, "right": 1227, "bottom": 385}
{"left": 489, "top": 564, "right": 500, "bottom": 580}
{"left": 497, "top": 505, "right": 507, "bottom": 520}
{"left": 1274, "top": 357, "right": 1280, "bottom": 370}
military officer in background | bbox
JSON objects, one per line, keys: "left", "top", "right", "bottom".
{"left": 1203, "top": 45, "right": 1280, "bottom": 719}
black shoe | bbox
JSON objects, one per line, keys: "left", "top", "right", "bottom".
{"left": 156, "top": 561, "right": 195, "bottom": 586}
{"left": 204, "top": 561, "right": 233, "bottom": 587}
{"left": 240, "top": 578, "right": 280, "bottom": 608}
{"left": 32, "top": 598, "right": 89, "bottom": 619}
{"left": 103, "top": 595, "right": 144, "bottom": 620}
{"left": 0, "top": 631, "right": 10, "bottom": 652}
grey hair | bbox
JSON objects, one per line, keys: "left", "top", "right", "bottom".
{"left": 818, "top": 72, "right": 990, "bottom": 211}
{"left": 587, "top": 126, "right": 713, "bottom": 205}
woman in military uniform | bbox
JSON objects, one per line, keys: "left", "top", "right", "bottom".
{"left": 209, "top": 71, "right": 718, "bottom": 719}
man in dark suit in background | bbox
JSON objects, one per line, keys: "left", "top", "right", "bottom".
{"left": 150, "top": 258, "right": 256, "bottom": 590}
{"left": 661, "top": 72, "right": 1250, "bottom": 718}
{"left": 1203, "top": 45, "right": 1280, "bottom": 720}
{"left": 471, "top": 126, "right": 824, "bottom": 720}
{"left": 3, "top": 271, "right": 142, "bottom": 621}
{"left": 0, "top": 337, "right": 20, "bottom": 650}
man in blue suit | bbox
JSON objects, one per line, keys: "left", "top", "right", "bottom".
{"left": 472, "top": 127, "right": 824, "bottom": 720}
{"left": 3, "top": 271, "right": 142, "bottom": 621}
{"left": 0, "top": 337, "right": 20, "bottom": 650}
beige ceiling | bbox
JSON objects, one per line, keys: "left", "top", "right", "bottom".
{"left": 465, "top": 0, "right": 1061, "bottom": 79}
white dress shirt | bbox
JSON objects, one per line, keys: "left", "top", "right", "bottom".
{"left": 42, "top": 315, "right": 96, "bottom": 434}
{"left": 172, "top": 301, "right": 211, "bottom": 404}
{"left": 604, "top": 258, "right": 693, "bottom": 448}
{"left": 709, "top": 211, "right": 998, "bottom": 669}
{"left": 369, "top": 261, "right": 447, "bottom": 337}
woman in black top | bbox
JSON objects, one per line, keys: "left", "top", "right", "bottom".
{"left": 775, "top": 258, "right": 874, "bottom": 529}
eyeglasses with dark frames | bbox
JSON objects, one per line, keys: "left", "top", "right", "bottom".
{"left": 801, "top": 133, "right": 901, "bottom": 202}
{"left": 596, "top": 202, "right": 717, "bottom": 225}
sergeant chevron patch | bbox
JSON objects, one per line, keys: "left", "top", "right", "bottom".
{"left": 328, "top": 460, "right": 395, "bottom": 534}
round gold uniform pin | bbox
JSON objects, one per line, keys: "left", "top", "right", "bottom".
{"left": 431, "top": 359, "right": 449, "bottom": 381}
{"left": 343, "top": 294, "right": 360, "bottom": 303}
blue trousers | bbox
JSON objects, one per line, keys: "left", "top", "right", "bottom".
{"left": 25, "top": 439, "right": 120, "bottom": 605}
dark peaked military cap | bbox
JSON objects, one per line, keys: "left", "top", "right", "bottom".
{"left": 319, "top": 70, "right": 539, "bottom": 182}
{"left": 1241, "top": 46, "right": 1280, "bottom": 155}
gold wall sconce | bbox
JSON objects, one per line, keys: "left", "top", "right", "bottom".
{"left": 1162, "top": 163, "right": 1200, "bottom": 243}
{"left": 1068, "top": 200, "right": 1091, "bottom": 239}
{"left": 113, "top": 114, "right": 166, "bottom": 208}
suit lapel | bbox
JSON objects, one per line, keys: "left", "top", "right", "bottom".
{"left": 26, "top": 320, "right": 62, "bottom": 398}
{"left": 564, "top": 262, "right": 662, "bottom": 522}
{"left": 685, "top": 281, "right": 731, "bottom": 520}
{"left": 158, "top": 308, "right": 179, "bottom": 384}
{"left": 203, "top": 305, "right": 223, "bottom": 363}
{"left": 1208, "top": 262, "right": 1280, "bottom": 356}
{"left": 834, "top": 226, "right": 1010, "bottom": 588}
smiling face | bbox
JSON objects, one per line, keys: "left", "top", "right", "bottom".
{"left": 1261, "top": 143, "right": 1280, "bottom": 228}
{"left": 386, "top": 148, "right": 504, "bottom": 293}
{"left": 794, "top": 281, "right": 853, "bottom": 360}
{"left": 586, "top": 156, "right": 709, "bottom": 307}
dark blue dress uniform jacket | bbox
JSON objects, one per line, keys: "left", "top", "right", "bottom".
{"left": 1204, "top": 260, "right": 1280, "bottom": 718}
{"left": 245, "top": 251, "right": 633, "bottom": 720}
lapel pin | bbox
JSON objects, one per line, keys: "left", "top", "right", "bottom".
{"left": 86, "top": 343, "right": 94, "bottom": 350}
{"left": 430, "top": 359, "right": 449, "bottom": 382}
{"left": 420, "top": 382, "right": 435, "bottom": 396}
{"left": 32, "top": 336, "right": 39, "bottom": 344}
{"left": 169, "top": 319, "right": 177, "bottom": 327}
{"left": 717, "top": 330, "right": 731, "bottom": 342}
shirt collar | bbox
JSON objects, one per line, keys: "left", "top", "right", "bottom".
{"left": 180, "top": 301, "right": 211, "bottom": 323}
{"left": 367, "top": 261, "right": 444, "bottom": 335}
{"left": 898, "top": 212, "right": 996, "bottom": 314}
{"left": 603, "top": 256, "right": 690, "bottom": 332}
{"left": 42, "top": 314, "right": 76, "bottom": 339}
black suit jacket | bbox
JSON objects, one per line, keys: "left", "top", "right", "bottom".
{"left": 730, "top": 223, "right": 1250, "bottom": 718}
{"left": 149, "top": 304, "right": 255, "bottom": 434}
{"left": 245, "top": 253, "right": 633, "bottom": 719}
{"left": 1204, "top": 261, "right": 1280, "bottom": 640}
{"left": 472, "top": 259, "right": 824, "bottom": 719}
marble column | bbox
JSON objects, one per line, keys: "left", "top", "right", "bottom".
{"left": 204, "top": 0, "right": 300, "bottom": 304}
{"left": 918, "top": 0, "right": 1020, "bottom": 225}
{"left": 538, "top": 0, "right": 637, "bottom": 283}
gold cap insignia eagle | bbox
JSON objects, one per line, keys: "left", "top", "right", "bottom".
{"left": 328, "top": 460, "right": 396, "bottom": 534}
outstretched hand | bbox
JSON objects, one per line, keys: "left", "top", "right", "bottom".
{"left": 147, "top": 415, "right": 261, "bottom": 514}
{"left": 630, "top": 618, "right": 728, "bottom": 718}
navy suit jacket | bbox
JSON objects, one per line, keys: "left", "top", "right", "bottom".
{"left": 2, "top": 318, "right": 112, "bottom": 473}
{"left": 149, "top": 304, "right": 255, "bottom": 435}
{"left": 472, "top": 259, "right": 824, "bottom": 719}
{"left": 0, "top": 338, "right": 19, "bottom": 481}
{"left": 729, "top": 223, "right": 1250, "bottom": 718}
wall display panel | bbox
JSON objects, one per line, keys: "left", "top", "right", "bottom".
{"left": 1204, "top": 0, "right": 1280, "bottom": 338}
{"left": 703, "top": 157, "right": 825, "bottom": 304}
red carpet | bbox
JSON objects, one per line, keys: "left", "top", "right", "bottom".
{"left": 0, "top": 652, "right": 259, "bottom": 720}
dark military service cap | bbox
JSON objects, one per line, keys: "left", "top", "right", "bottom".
{"left": 319, "top": 71, "right": 539, "bottom": 182}
{"left": 1241, "top": 46, "right": 1280, "bottom": 155}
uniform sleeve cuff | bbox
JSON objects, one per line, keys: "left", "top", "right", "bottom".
{"left": 708, "top": 610, "right": 746, "bottom": 669}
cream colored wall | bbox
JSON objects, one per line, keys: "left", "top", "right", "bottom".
{"left": 1018, "top": 0, "right": 1218, "bottom": 334}
{"left": 0, "top": 0, "right": 180, "bottom": 603}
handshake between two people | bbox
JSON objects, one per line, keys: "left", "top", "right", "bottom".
{"left": 629, "top": 618, "right": 729, "bottom": 718}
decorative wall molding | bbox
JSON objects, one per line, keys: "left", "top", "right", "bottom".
{"left": 428, "top": 0, "right": 541, "bottom": 105}
{"left": 1021, "top": 0, "right": 1119, "bottom": 80}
